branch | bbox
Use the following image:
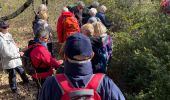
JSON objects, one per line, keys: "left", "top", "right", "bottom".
{"left": 0, "top": 0, "right": 33, "bottom": 21}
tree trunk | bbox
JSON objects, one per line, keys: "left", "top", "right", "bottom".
{"left": 0, "top": 0, "right": 33, "bottom": 21}
{"left": 42, "top": 0, "right": 48, "bottom": 5}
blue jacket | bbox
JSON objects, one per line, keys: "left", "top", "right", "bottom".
{"left": 96, "top": 12, "right": 112, "bottom": 28}
{"left": 38, "top": 60, "right": 125, "bottom": 100}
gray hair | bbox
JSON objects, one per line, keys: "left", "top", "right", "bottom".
{"left": 36, "top": 28, "right": 49, "bottom": 38}
{"left": 92, "top": 1, "right": 100, "bottom": 8}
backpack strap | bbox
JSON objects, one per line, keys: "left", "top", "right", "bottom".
{"left": 55, "top": 74, "right": 74, "bottom": 93}
{"left": 86, "top": 73, "right": 105, "bottom": 91}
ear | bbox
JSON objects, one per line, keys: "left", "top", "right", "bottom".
{"left": 90, "top": 52, "right": 95, "bottom": 59}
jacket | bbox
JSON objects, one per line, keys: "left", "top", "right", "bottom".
{"left": 30, "top": 43, "right": 61, "bottom": 79}
{"left": 0, "top": 32, "right": 22, "bottom": 69}
{"left": 56, "top": 12, "right": 80, "bottom": 43}
{"left": 38, "top": 60, "right": 125, "bottom": 100}
{"left": 96, "top": 12, "right": 112, "bottom": 28}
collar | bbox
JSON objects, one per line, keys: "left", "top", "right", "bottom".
{"left": 64, "top": 60, "right": 93, "bottom": 76}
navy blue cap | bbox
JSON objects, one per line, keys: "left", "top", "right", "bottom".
{"left": 64, "top": 33, "right": 93, "bottom": 60}
{"left": 0, "top": 20, "right": 9, "bottom": 28}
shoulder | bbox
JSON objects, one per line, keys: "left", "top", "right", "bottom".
{"left": 98, "top": 75, "right": 125, "bottom": 100}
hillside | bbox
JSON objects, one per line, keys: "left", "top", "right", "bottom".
{"left": 0, "top": 0, "right": 75, "bottom": 99}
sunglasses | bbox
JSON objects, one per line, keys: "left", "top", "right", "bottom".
{"left": 1, "top": 26, "right": 9, "bottom": 29}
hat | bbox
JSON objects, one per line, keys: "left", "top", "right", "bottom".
{"left": 0, "top": 20, "right": 9, "bottom": 28}
{"left": 64, "top": 33, "right": 93, "bottom": 60}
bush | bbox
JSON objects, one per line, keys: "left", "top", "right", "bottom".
{"left": 84, "top": 0, "right": 170, "bottom": 99}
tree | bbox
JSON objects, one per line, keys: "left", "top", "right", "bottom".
{"left": 0, "top": 0, "right": 33, "bottom": 21}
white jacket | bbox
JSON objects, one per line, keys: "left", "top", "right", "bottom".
{"left": 0, "top": 32, "right": 22, "bottom": 69}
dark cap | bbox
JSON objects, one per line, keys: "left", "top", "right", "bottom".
{"left": 0, "top": 20, "right": 9, "bottom": 28}
{"left": 64, "top": 33, "right": 93, "bottom": 60}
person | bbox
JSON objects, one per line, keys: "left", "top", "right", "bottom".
{"left": 32, "top": 6, "right": 53, "bottom": 55}
{"left": 29, "top": 28, "right": 63, "bottom": 87}
{"left": 91, "top": 22, "right": 112, "bottom": 73}
{"left": 88, "top": 1, "right": 100, "bottom": 9}
{"left": 81, "top": 23, "right": 94, "bottom": 37}
{"left": 38, "top": 33, "right": 125, "bottom": 100}
{"left": 68, "top": 1, "right": 86, "bottom": 26}
{"left": 56, "top": 7, "right": 80, "bottom": 43}
{"left": 0, "top": 20, "right": 29, "bottom": 93}
{"left": 87, "top": 8, "right": 100, "bottom": 23}
{"left": 96, "top": 5, "right": 113, "bottom": 28}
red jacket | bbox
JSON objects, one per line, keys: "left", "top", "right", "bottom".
{"left": 56, "top": 12, "right": 80, "bottom": 43}
{"left": 30, "top": 43, "right": 62, "bottom": 79}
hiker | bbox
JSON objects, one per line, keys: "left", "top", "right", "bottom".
{"left": 0, "top": 20, "right": 29, "bottom": 93}
{"left": 96, "top": 5, "right": 113, "bottom": 28}
{"left": 88, "top": 1, "right": 100, "bottom": 9}
{"left": 32, "top": 4, "right": 53, "bottom": 55}
{"left": 160, "top": 0, "right": 170, "bottom": 14}
{"left": 68, "top": 1, "right": 86, "bottom": 26}
{"left": 91, "top": 22, "right": 112, "bottom": 73}
{"left": 38, "top": 33, "right": 125, "bottom": 100}
{"left": 29, "top": 28, "right": 63, "bottom": 87}
{"left": 87, "top": 8, "right": 100, "bottom": 23}
{"left": 81, "top": 23, "right": 94, "bottom": 37}
{"left": 56, "top": 7, "right": 80, "bottom": 43}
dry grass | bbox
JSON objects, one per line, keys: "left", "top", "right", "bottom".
{"left": 0, "top": 0, "right": 76, "bottom": 99}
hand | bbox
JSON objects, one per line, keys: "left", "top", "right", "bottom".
{"left": 57, "top": 60, "right": 63, "bottom": 65}
{"left": 19, "top": 52, "right": 24, "bottom": 56}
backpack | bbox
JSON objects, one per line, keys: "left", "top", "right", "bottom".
{"left": 160, "top": 0, "right": 170, "bottom": 14}
{"left": 92, "top": 35, "right": 112, "bottom": 73}
{"left": 62, "top": 16, "right": 80, "bottom": 41}
{"left": 22, "top": 42, "right": 37, "bottom": 75}
{"left": 55, "top": 73, "right": 105, "bottom": 100}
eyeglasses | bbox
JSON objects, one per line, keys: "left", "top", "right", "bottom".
{"left": 42, "top": 37, "right": 49, "bottom": 39}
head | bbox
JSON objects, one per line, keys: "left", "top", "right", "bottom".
{"left": 91, "top": 1, "right": 100, "bottom": 8}
{"left": 99, "top": 5, "right": 107, "bottom": 13}
{"left": 62, "top": 7, "right": 69, "bottom": 13}
{"left": 64, "top": 33, "right": 94, "bottom": 62}
{"left": 38, "top": 11, "right": 48, "bottom": 20}
{"left": 81, "top": 23, "right": 94, "bottom": 37}
{"left": 0, "top": 20, "right": 9, "bottom": 34}
{"left": 92, "top": 22, "right": 107, "bottom": 36}
{"left": 36, "top": 28, "right": 49, "bottom": 43}
{"left": 89, "top": 8, "right": 97, "bottom": 16}
{"left": 38, "top": 4, "right": 48, "bottom": 13}
{"left": 76, "top": 1, "right": 85, "bottom": 10}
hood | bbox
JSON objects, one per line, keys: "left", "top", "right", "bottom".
{"left": 64, "top": 60, "right": 93, "bottom": 76}
{"left": 62, "top": 12, "right": 74, "bottom": 17}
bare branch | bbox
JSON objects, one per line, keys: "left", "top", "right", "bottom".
{"left": 0, "top": 0, "right": 33, "bottom": 21}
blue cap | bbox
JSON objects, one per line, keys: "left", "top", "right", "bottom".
{"left": 64, "top": 33, "right": 93, "bottom": 60}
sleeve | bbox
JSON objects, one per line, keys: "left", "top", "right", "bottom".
{"left": 0, "top": 38, "right": 20, "bottom": 59}
{"left": 57, "top": 16, "right": 64, "bottom": 43}
{"left": 97, "top": 76, "right": 125, "bottom": 100}
{"left": 38, "top": 76, "right": 62, "bottom": 100}
{"left": 40, "top": 47, "right": 61, "bottom": 68}
{"left": 97, "top": 13, "right": 112, "bottom": 28}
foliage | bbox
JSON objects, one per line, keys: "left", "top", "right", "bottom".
{"left": 84, "top": 0, "right": 170, "bottom": 99}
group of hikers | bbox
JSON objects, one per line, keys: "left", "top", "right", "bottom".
{"left": 0, "top": 0, "right": 125, "bottom": 100}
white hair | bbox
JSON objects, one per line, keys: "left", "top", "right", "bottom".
{"left": 99, "top": 5, "right": 107, "bottom": 13}
{"left": 38, "top": 4, "right": 48, "bottom": 13}
{"left": 89, "top": 8, "right": 97, "bottom": 16}
{"left": 62, "top": 7, "right": 69, "bottom": 12}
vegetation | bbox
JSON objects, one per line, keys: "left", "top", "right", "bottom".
{"left": 0, "top": 0, "right": 170, "bottom": 99}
